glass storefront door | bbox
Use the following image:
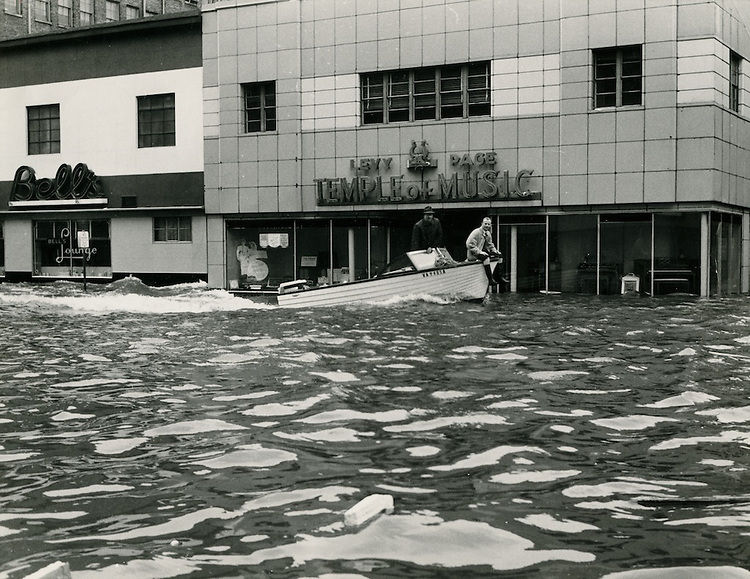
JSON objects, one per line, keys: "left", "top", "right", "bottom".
{"left": 548, "top": 215, "right": 598, "bottom": 293}
{"left": 711, "top": 212, "right": 741, "bottom": 296}
{"left": 0, "top": 222, "right": 4, "bottom": 276}
{"left": 651, "top": 213, "right": 701, "bottom": 295}
{"left": 499, "top": 219, "right": 545, "bottom": 293}
{"left": 33, "top": 219, "right": 111, "bottom": 278}
{"left": 599, "top": 214, "right": 651, "bottom": 295}
{"left": 332, "top": 220, "right": 368, "bottom": 283}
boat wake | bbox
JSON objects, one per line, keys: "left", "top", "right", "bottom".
{"left": 0, "top": 278, "right": 273, "bottom": 314}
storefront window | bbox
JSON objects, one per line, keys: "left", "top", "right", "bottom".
{"left": 295, "top": 220, "right": 330, "bottom": 286}
{"left": 332, "top": 221, "right": 369, "bottom": 283}
{"left": 498, "top": 217, "right": 545, "bottom": 293}
{"left": 650, "top": 213, "right": 701, "bottom": 295}
{"left": 548, "top": 215, "right": 598, "bottom": 293}
{"left": 0, "top": 222, "right": 4, "bottom": 275}
{"left": 33, "top": 219, "right": 111, "bottom": 278}
{"left": 369, "top": 221, "right": 389, "bottom": 277}
{"left": 711, "top": 212, "right": 741, "bottom": 296}
{"left": 599, "top": 214, "right": 650, "bottom": 295}
{"left": 226, "top": 221, "right": 293, "bottom": 290}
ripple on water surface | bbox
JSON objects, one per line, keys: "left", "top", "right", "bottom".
{"left": 0, "top": 286, "right": 748, "bottom": 577}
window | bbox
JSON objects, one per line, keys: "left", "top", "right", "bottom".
{"left": 79, "top": 0, "right": 93, "bottom": 24}
{"left": 57, "top": 0, "right": 71, "bottom": 26}
{"left": 125, "top": 4, "right": 139, "bottom": 19}
{"left": 33, "top": 220, "right": 111, "bottom": 278}
{"left": 105, "top": 0, "right": 118, "bottom": 21}
{"left": 730, "top": 51, "right": 741, "bottom": 112}
{"left": 137, "top": 93, "right": 175, "bottom": 148}
{"left": 154, "top": 217, "right": 192, "bottom": 242}
{"left": 35, "top": 0, "right": 50, "bottom": 21}
{"left": 5, "top": 0, "right": 21, "bottom": 15}
{"left": 361, "top": 62, "right": 490, "bottom": 124}
{"left": 28, "top": 104, "right": 60, "bottom": 155}
{"left": 594, "top": 46, "right": 642, "bottom": 108}
{"left": 242, "top": 82, "right": 276, "bottom": 133}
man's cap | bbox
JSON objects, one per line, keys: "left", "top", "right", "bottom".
{"left": 423, "top": 206, "right": 434, "bottom": 214}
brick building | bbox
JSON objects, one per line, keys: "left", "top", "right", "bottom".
{"left": 0, "top": 0, "right": 197, "bottom": 40}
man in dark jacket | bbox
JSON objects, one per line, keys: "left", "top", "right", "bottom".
{"left": 411, "top": 206, "right": 444, "bottom": 250}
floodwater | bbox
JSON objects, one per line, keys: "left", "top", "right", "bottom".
{"left": 0, "top": 280, "right": 748, "bottom": 579}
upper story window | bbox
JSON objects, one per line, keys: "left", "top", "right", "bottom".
{"left": 362, "top": 62, "right": 490, "bottom": 125}
{"left": 730, "top": 51, "right": 741, "bottom": 113}
{"left": 105, "top": 0, "right": 119, "bottom": 21}
{"left": 28, "top": 104, "right": 60, "bottom": 155}
{"left": 154, "top": 217, "right": 192, "bottom": 242}
{"left": 593, "top": 45, "right": 642, "bottom": 108}
{"left": 5, "top": 0, "right": 21, "bottom": 15}
{"left": 242, "top": 81, "right": 276, "bottom": 133}
{"left": 34, "top": 0, "right": 50, "bottom": 21}
{"left": 79, "top": 0, "right": 93, "bottom": 24}
{"left": 137, "top": 93, "right": 175, "bottom": 148}
{"left": 57, "top": 0, "right": 72, "bottom": 26}
{"left": 125, "top": 4, "right": 139, "bottom": 19}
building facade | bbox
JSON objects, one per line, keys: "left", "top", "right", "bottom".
{"left": 0, "top": 0, "right": 197, "bottom": 40}
{"left": 202, "top": 0, "right": 750, "bottom": 298}
{"left": 0, "top": 12, "right": 206, "bottom": 284}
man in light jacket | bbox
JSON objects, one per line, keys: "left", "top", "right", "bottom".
{"left": 466, "top": 216, "right": 504, "bottom": 284}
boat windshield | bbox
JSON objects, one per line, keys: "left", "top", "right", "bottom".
{"left": 378, "top": 254, "right": 416, "bottom": 276}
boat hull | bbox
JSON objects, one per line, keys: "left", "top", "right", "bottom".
{"left": 277, "top": 261, "right": 494, "bottom": 309}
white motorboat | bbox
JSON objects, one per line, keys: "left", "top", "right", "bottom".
{"left": 276, "top": 248, "right": 501, "bottom": 309}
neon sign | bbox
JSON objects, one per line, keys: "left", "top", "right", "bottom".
{"left": 49, "top": 227, "right": 97, "bottom": 264}
{"left": 10, "top": 163, "right": 105, "bottom": 208}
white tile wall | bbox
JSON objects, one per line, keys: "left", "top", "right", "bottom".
{"left": 301, "top": 74, "right": 359, "bottom": 131}
{"left": 492, "top": 55, "right": 560, "bottom": 117}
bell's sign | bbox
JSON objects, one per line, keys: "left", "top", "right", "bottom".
{"left": 9, "top": 163, "right": 106, "bottom": 209}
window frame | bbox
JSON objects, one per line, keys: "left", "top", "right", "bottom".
{"left": 360, "top": 62, "right": 491, "bottom": 125}
{"left": 4, "top": 0, "right": 22, "bottom": 16}
{"left": 153, "top": 216, "right": 192, "bottom": 243}
{"left": 34, "top": 0, "right": 51, "bottom": 22}
{"left": 79, "top": 0, "right": 93, "bottom": 24}
{"left": 57, "top": 0, "right": 72, "bottom": 26}
{"left": 242, "top": 81, "right": 276, "bottom": 133}
{"left": 593, "top": 45, "right": 643, "bottom": 109}
{"left": 105, "top": 0, "right": 119, "bottom": 21}
{"left": 125, "top": 4, "right": 140, "bottom": 19}
{"left": 27, "top": 104, "right": 61, "bottom": 155}
{"left": 730, "top": 50, "right": 741, "bottom": 113}
{"left": 137, "top": 93, "right": 176, "bottom": 148}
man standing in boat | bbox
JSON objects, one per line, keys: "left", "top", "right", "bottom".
{"left": 411, "top": 206, "right": 444, "bottom": 251}
{"left": 466, "top": 216, "right": 505, "bottom": 285}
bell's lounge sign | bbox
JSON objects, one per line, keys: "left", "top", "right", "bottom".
{"left": 315, "top": 142, "right": 541, "bottom": 206}
{"left": 9, "top": 163, "right": 107, "bottom": 209}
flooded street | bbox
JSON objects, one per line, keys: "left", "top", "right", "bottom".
{"left": 0, "top": 280, "right": 748, "bottom": 578}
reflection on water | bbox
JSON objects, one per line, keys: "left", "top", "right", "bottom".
{"left": 0, "top": 280, "right": 748, "bottom": 578}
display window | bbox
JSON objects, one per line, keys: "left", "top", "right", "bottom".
{"left": 650, "top": 213, "right": 702, "bottom": 296}
{"left": 600, "top": 214, "right": 651, "bottom": 295}
{"left": 227, "top": 218, "right": 408, "bottom": 290}
{"left": 33, "top": 219, "right": 111, "bottom": 278}
{"left": 549, "top": 214, "right": 598, "bottom": 293}
{"left": 226, "top": 221, "right": 294, "bottom": 290}
{"left": 0, "top": 222, "right": 4, "bottom": 276}
{"left": 710, "top": 212, "right": 741, "bottom": 296}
